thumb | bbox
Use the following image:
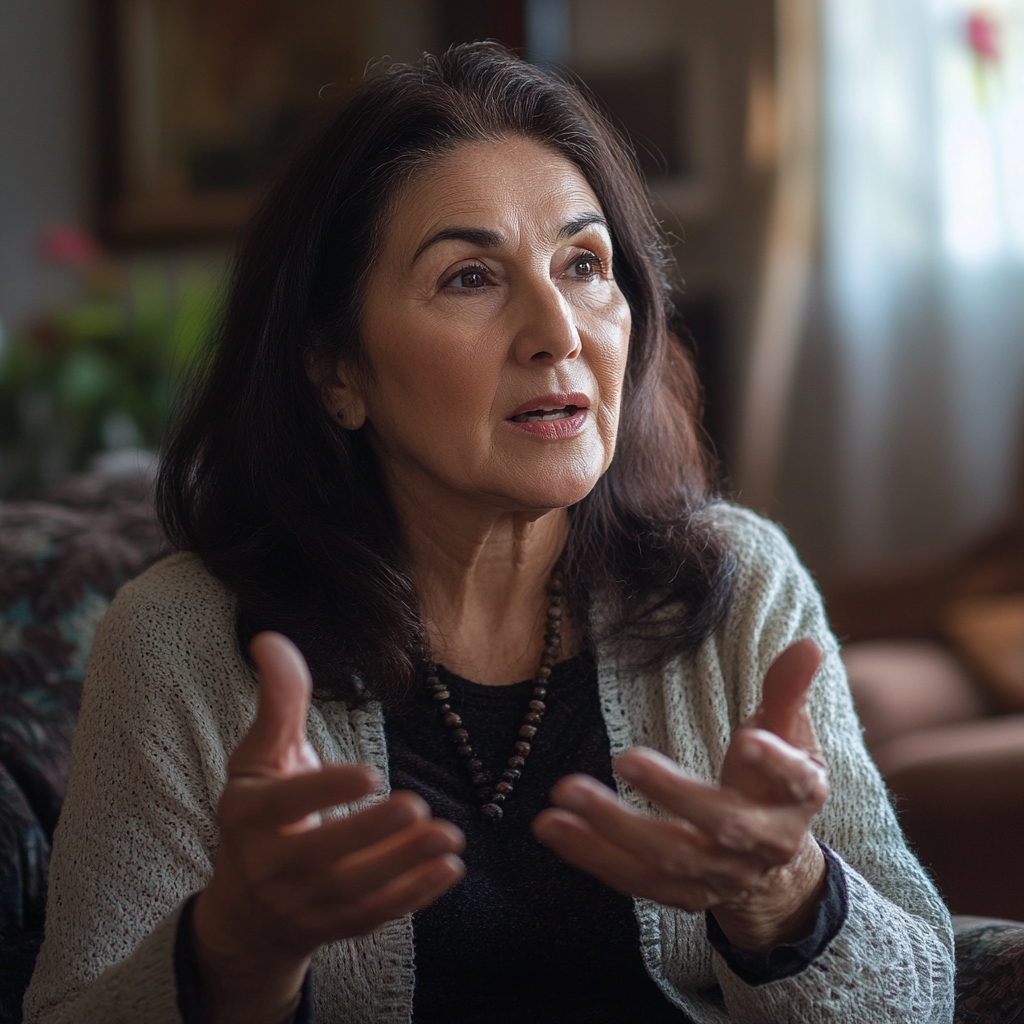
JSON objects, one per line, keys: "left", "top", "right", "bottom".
{"left": 750, "top": 639, "right": 824, "bottom": 756}
{"left": 230, "top": 631, "right": 321, "bottom": 778}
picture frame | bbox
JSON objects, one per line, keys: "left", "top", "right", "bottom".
{"left": 96, "top": 0, "right": 369, "bottom": 244}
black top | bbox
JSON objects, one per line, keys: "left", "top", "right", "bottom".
{"left": 175, "top": 653, "right": 847, "bottom": 1022}
{"left": 386, "top": 652, "right": 695, "bottom": 1023}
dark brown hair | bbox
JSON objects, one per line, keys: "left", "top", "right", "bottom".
{"left": 156, "top": 42, "right": 735, "bottom": 705}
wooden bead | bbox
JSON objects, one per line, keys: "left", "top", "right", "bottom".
{"left": 537, "top": 665, "right": 552, "bottom": 679}
{"left": 501, "top": 768, "right": 521, "bottom": 780}
{"left": 452, "top": 728, "right": 469, "bottom": 742}
{"left": 467, "top": 758, "right": 483, "bottom": 771}
{"left": 524, "top": 711, "right": 542, "bottom": 725}
{"left": 491, "top": 793, "right": 506, "bottom": 803}
{"left": 519, "top": 725, "right": 537, "bottom": 738}
{"left": 494, "top": 781, "right": 513, "bottom": 794}
{"left": 471, "top": 773, "right": 488, "bottom": 786}
{"left": 432, "top": 690, "right": 450, "bottom": 701}
{"left": 507, "top": 755, "right": 525, "bottom": 767}
{"left": 528, "top": 700, "right": 546, "bottom": 711}
{"left": 443, "top": 712, "right": 462, "bottom": 727}
{"left": 514, "top": 741, "right": 531, "bottom": 755}
{"left": 532, "top": 687, "right": 547, "bottom": 698}
{"left": 481, "top": 802, "right": 504, "bottom": 821}
{"left": 457, "top": 744, "right": 473, "bottom": 756}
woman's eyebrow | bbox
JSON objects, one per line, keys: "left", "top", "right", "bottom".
{"left": 412, "top": 213, "right": 609, "bottom": 265}
{"left": 558, "top": 213, "right": 609, "bottom": 239}
{"left": 412, "top": 227, "right": 502, "bottom": 264}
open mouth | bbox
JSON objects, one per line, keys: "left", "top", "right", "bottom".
{"left": 509, "top": 404, "right": 581, "bottom": 423}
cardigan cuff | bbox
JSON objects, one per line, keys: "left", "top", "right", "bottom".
{"left": 705, "top": 840, "right": 849, "bottom": 986}
{"left": 174, "top": 892, "right": 317, "bottom": 1023}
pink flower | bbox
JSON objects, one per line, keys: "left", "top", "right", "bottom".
{"left": 38, "top": 226, "right": 102, "bottom": 267}
{"left": 967, "top": 11, "right": 1000, "bottom": 62}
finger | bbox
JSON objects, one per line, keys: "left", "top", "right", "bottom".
{"left": 533, "top": 808, "right": 722, "bottom": 912}
{"left": 323, "top": 819, "right": 465, "bottom": 904}
{"left": 547, "top": 773, "right": 722, "bottom": 869}
{"left": 224, "top": 763, "right": 381, "bottom": 830}
{"left": 719, "top": 729, "right": 830, "bottom": 808}
{"left": 231, "top": 632, "right": 318, "bottom": 777}
{"left": 289, "top": 791, "right": 434, "bottom": 867}
{"left": 333, "top": 854, "right": 466, "bottom": 935}
{"left": 753, "top": 640, "right": 823, "bottom": 753}
{"left": 533, "top": 807, "right": 655, "bottom": 890}
{"left": 618, "top": 746, "right": 823, "bottom": 856}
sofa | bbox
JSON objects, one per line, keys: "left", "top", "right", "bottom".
{"left": 828, "top": 512, "right": 1024, "bottom": 923}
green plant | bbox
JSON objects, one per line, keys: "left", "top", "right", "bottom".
{"left": 0, "top": 252, "right": 224, "bottom": 497}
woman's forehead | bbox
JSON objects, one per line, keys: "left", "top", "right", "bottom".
{"left": 382, "top": 138, "right": 608, "bottom": 261}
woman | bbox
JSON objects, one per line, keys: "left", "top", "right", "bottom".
{"left": 25, "top": 43, "right": 953, "bottom": 1024}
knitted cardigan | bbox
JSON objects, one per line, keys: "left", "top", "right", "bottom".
{"left": 23, "top": 505, "right": 954, "bottom": 1023}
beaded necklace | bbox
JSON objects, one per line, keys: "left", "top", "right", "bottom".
{"left": 424, "top": 564, "right": 563, "bottom": 822}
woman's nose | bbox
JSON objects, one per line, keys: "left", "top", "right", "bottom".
{"left": 510, "top": 279, "right": 582, "bottom": 365}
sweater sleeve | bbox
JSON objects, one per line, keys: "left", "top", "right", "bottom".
{"left": 708, "top": 506, "right": 954, "bottom": 1023}
{"left": 22, "top": 555, "right": 251, "bottom": 1024}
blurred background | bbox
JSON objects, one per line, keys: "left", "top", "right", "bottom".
{"left": 3, "top": 0, "right": 1023, "bottom": 582}
{"left": 2, "top": 0, "right": 1024, "bottom": 922}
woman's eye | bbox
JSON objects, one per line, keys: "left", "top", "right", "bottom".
{"left": 447, "top": 266, "right": 488, "bottom": 289}
{"left": 569, "top": 254, "right": 602, "bottom": 278}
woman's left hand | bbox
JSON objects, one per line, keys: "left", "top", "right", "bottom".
{"left": 532, "top": 639, "right": 829, "bottom": 954}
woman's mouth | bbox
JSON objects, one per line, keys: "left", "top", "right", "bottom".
{"left": 505, "top": 393, "right": 590, "bottom": 439}
{"left": 509, "top": 404, "right": 581, "bottom": 423}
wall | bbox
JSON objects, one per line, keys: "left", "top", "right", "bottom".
{"left": 572, "top": 0, "right": 776, "bottom": 468}
{"left": 0, "top": 0, "right": 92, "bottom": 336}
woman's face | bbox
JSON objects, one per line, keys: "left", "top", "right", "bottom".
{"left": 338, "top": 137, "right": 632, "bottom": 517}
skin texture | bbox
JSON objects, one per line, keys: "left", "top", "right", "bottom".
{"left": 192, "top": 139, "right": 829, "bottom": 1022}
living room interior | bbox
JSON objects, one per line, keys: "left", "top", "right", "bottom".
{"left": 2, "top": 0, "right": 1024, "bottom": 1020}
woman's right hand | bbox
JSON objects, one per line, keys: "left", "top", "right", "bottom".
{"left": 191, "top": 632, "right": 465, "bottom": 1024}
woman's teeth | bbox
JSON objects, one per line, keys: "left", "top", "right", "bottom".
{"left": 510, "top": 405, "right": 579, "bottom": 423}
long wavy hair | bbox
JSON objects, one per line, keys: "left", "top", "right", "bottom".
{"left": 156, "top": 42, "right": 735, "bottom": 706}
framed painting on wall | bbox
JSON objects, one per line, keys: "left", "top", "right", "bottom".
{"left": 96, "top": 0, "right": 370, "bottom": 243}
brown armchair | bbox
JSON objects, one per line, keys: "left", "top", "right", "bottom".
{"left": 826, "top": 515, "right": 1024, "bottom": 921}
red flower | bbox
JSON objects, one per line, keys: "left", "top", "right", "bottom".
{"left": 38, "top": 226, "right": 102, "bottom": 267}
{"left": 967, "top": 11, "right": 1000, "bottom": 62}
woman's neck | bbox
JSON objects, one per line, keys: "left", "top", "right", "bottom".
{"left": 393, "top": 487, "right": 575, "bottom": 687}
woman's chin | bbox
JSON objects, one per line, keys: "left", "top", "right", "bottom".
{"left": 494, "top": 470, "right": 605, "bottom": 514}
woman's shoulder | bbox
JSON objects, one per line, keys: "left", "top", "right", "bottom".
{"left": 702, "top": 501, "right": 836, "bottom": 661}
{"left": 98, "top": 550, "right": 237, "bottom": 653}
{"left": 707, "top": 501, "right": 800, "bottom": 567}
{"left": 708, "top": 502, "right": 820, "bottom": 603}
{"left": 109, "top": 549, "right": 234, "bottom": 620}
{"left": 86, "top": 551, "right": 251, "bottom": 717}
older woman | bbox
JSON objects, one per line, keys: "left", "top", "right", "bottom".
{"left": 25, "top": 43, "right": 952, "bottom": 1024}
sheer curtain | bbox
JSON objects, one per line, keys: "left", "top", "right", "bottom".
{"left": 819, "top": 0, "right": 1024, "bottom": 565}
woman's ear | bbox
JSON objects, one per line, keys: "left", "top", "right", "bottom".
{"left": 324, "top": 370, "right": 368, "bottom": 430}
{"left": 306, "top": 352, "right": 368, "bottom": 430}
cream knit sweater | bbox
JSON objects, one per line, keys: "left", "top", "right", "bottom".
{"left": 24, "top": 504, "right": 954, "bottom": 1023}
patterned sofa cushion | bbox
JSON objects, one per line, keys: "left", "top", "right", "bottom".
{"left": 0, "top": 482, "right": 166, "bottom": 1022}
{"left": 954, "top": 917, "right": 1024, "bottom": 1023}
